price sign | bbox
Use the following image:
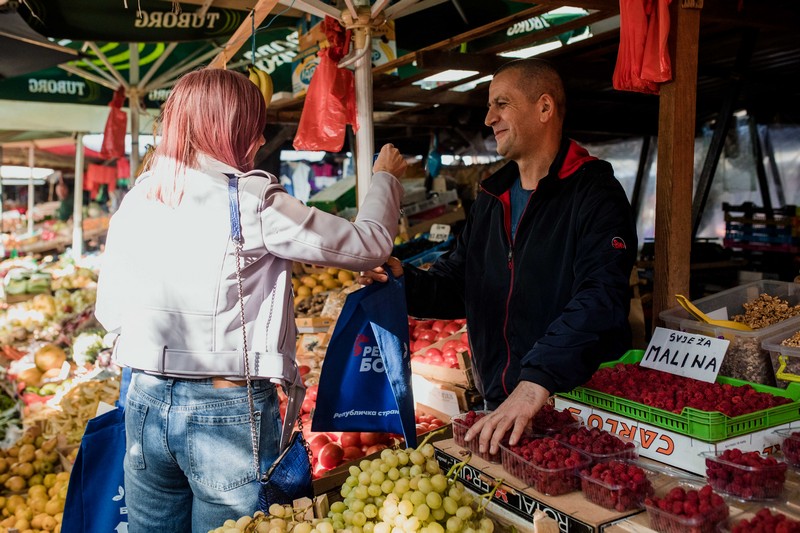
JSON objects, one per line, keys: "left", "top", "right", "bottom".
{"left": 640, "top": 327, "right": 730, "bottom": 383}
{"left": 428, "top": 224, "right": 451, "bottom": 243}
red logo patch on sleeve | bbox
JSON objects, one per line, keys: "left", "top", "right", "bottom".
{"left": 611, "top": 237, "right": 626, "bottom": 250}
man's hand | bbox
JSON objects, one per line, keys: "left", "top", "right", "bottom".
{"left": 357, "top": 256, "right": 404, "bottom": 286}
{"left": 465, "top": 381, "right": 550, "bottom": 456}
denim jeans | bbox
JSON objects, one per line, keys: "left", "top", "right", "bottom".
{"left": 123, "top": 371, "right": 281, "bottom": 532}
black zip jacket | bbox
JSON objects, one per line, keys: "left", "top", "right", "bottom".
{"left": 404, "top": 138, "right": 638, "bottom": 408}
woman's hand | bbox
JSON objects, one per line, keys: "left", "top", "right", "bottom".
{"left": 358, "top": 256, "right": 404, "bottom": 285}
{"left": 373, "top": 144, "right": 407, "bottom": 178}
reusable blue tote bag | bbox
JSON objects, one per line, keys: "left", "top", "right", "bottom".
{"left": 312, "top": 271, "right": 417, "bottom": 448}
{"left": 61, "top": 406, "right": 128, "bottom": 533}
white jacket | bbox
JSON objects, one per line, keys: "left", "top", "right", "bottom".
{"left": 95, "top": 155, "right": 403, "bottom": 380}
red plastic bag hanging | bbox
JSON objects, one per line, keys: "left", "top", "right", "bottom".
{"left": 293, "top": 17, "right": 358, "bottom": 152}
{"left": 641, "top": 0, "right": 672, "bottom": 83}
{"left": 100, "top": 88, "right": 127, "bottom": 159}
{"left": 613, "top": 0, "right": 672, "bottom": 95}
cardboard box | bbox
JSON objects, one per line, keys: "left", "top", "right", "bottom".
{"left": 555, "top": 396, "right": 800, "bottom": 476}
{"left": 434, "top": 439, "right": 645, "bottom": 532}
{"left": 411, "top": 331, "right": 474, "bottom": 388}
{"left": 295, "top": 317, "right": 335, "bottom": 333}
{"left": 411, "top": 374, "right": 481, "bottom": 417}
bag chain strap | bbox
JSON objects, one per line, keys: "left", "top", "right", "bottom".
{"left": 232, "top": 238, "right": 261, "bottom": 477}
{"left": 229, "top": 175, "right": 313, "bottom": 500}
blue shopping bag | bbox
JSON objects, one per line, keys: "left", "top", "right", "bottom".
{"left": 312, "top": 272, "right": 417, "bottom": 448}
{"left": 62, "top": 407, "right": 128, "bottom": 533}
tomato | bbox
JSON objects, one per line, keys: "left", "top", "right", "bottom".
{"left": 343, "top": 446, "right": 364, "bottom": 461}
{"left": 309, "top": 434, "right": 331, "bottom": 455}
{"left": 424, "top": 348, "right": 442, "bottom": 358}
{"left": 339, "top": 432, "right": 362, "bottom": 449}
{"left": 301, "top": 397, "right": 315, "bottom": 415}
{"left": 306, "top": 384, "right": 319, "bottom": 401}
{"left": 318, "top": 442, "right": 345, "bottom": 469}
{"left": 441, "top": 340, "right": 460, "bottom": 352}
{"left": 430, "top": 320, "right": 446, "bottom": 332}
{"left": 365, "top": 444, "right": 388, "bottom": 455}
{"left": 416, "top": 329, "right": 438, "bottom": 342}
{"left": 428, "top": 354, "right": 444, "bottom": 365}
{"left": 360, "top": 432, "right": 390, "bottom": 447}
{"left": 435, "top": 330, "right": 451, "bottom": 340}
{"left": 412, "top": 339, "right": 433, "bottom": 352}
{"left": 443, "top": 322, "right": 461, "bottom": 335}
{"left": 460, "top": 332, "right": 469, "bottom": 345}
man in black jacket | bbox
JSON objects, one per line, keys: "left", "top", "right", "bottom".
{"left": 360, "top": 58, "right": 637, "bottom": 456}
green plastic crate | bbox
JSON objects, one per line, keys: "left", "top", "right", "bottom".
{"left": 559, "top": 350, "right": 800, "bottom": 442}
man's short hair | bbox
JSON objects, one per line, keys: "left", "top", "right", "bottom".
{"left": 494, "top": 59, "right": 566, "bottom": 117}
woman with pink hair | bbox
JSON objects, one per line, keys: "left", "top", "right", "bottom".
{"left": 95, "top": 68, "right": 406, "bottom": 531}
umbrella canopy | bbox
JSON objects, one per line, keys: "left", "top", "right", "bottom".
{"left": 0, "top": 10, "right": 78, "bottom": 79}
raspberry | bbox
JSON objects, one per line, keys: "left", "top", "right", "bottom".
{"left": 731, "top": 508, "right": 800, "bottom": 533}
{"left": 584, "top": 364, "right": 791, "bottom": 417}
{"left": 452, "top": 410, "right": 504, "bottom": 463}
{"left": 502, "top": 437, "right": 590, "bottom": 496}
{"left": 579, "top": 461, "right": 654, "bottom": 511}
{"left": 705, "top": 448, "right": 787, "bottom": 500}
{"left": 646, "top": 484, "right": 728, "bottom": 533}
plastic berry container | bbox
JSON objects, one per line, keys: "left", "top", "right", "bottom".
{"left": 702, "top": 450, "right": 788, "bottom": 501}
{"left": 451, "top": 410, "right": 503, "bottom": 463}
{"left": 500, "top": 437, "right": 591, "bottom": 496}
{"left": 553, "top": 425, "right": 639, "bottom": 465}
{"left": 716, "top": 505, "right": 800, "bottom": 533}
{"left": 579, "top": 460, "right": 656, "bottom": 512}
{"left": 530, "top": 404, "right": 584, "bottom": 435}
{"left": 644, "top": 480, "right": 729, "bottom": 533}
{"left": 774, "top": 428, "right": 800, "bottom": 468}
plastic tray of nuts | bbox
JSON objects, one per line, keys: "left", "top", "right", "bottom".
{"left": 762, "top": 329, "right": 800, "bottom": 387}
{"left": 579, "top": 459, "right": 659, "bottom": 512}
{"left": 716, "top": 505, "right": 800, "bottom": 532}
{"left": 702, "top": 450, "right": 788, "bottom": 501}
{"left": 644, "top": 478, "right": 729, "bottom": 533}
{"left": 659, "top": 280, "right": 800, "bottom": 386}
{"left": 500, "top": 436, "right": 591, "bottom": 496}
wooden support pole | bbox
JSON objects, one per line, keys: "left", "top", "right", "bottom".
{"left": 207, "top": 0, "right": 282, "bottom": 70}
{"left": 652, "top": 0, "right": 701, "bottom": 327}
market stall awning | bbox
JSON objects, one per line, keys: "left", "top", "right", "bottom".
{"left": 0, "top": 10, "right": 78, "bottom": 79}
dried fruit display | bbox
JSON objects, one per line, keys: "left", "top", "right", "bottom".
{"left": 585, "top": 364, "right": 791, "bottom": 417}
{"left": 579, "top": 461, "right": 654, "bottom": 511}
{"left": 451, "top": 410, "right": 503, "bottom": 463}
{"left": 727, "top": 508, "right": 800, "bottom": 533}
{"left": 703, "top": 449, "right": 787, "bottom": 500}
{"left": 775, "top": 429, "right": 800, "bottom": 467}
{"left": 530, "top": 404, "right": 580, "bottom": 435}
{"left": 553, "top": 426, "right": 637, "bottom": 464}
{"left": 500, "top": 436, "right": 590, "bottom": 496}
{"left": 644, "top": 484, "right": 728, "bottom": 533}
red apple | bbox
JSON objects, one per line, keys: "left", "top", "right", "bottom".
{"left": 318, "top": 442, "right": 344, "bottom": 469}
{"left": 365, "top": 444, "right": 388, "bottom": 455}
{"left": 309, "top": 434, "right": 331, "bottom": 455}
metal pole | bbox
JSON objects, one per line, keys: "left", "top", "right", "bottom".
{"left": 72, "top": 134, "right": 85, "bottom": 259}
{"left": 27, "top": 143, "right": 34, "bottom": 236}
{"left": 354, "top": 32, "right": 373, "bottom": 208}
{"left": 130, "top": 43, "right": 141, "bottom": 181}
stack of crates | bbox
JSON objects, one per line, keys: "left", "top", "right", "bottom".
{"left": 723, "top": 202, "right": 800, "bottom": 253}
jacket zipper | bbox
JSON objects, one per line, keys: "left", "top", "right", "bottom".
{"left": 500, "top": 189, "right": 536, "bottom": 396}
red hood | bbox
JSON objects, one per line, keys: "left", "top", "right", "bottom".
{"left": 558, "top": 140, "right": 597, "bottom": 179}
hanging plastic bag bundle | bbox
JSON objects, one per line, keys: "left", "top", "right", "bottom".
{"left": 100, "top": 87, "right": 127, "bottom": 159}
{"left": 293, "top": 16, "right": 358, "bottom": 152}
{"left": 312, "top": 271, "right": 417, "bottom": 448}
